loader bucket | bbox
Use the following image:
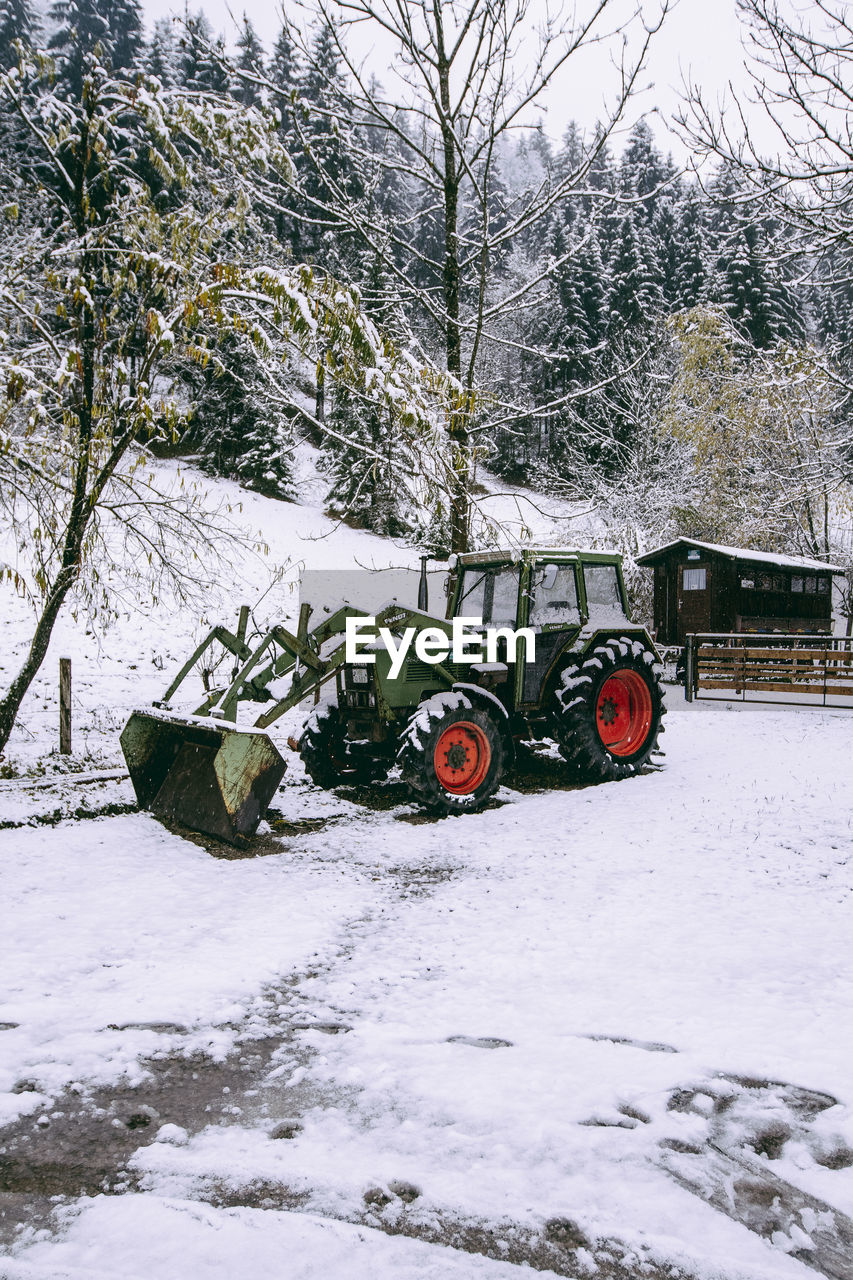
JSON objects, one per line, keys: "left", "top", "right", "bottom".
{"left": 120, "top": 710, "right": 287, "bottom": 845}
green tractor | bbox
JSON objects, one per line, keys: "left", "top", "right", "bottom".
{"left": 121, "top": 548, "right": 664, "bottom": 842}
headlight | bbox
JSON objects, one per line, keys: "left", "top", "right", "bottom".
{"left": 350, "top": 666, "right": 369, "bottom": 685}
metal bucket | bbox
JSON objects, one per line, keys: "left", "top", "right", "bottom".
{"left": 121, "top": 710, "right": 287, "bottom": 845}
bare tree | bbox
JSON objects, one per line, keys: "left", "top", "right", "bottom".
{"left": 678, "top": 0, "right": 853, "bottom": 279}
{"left": 254, "top": 0, "right": 672, "bottom": 551}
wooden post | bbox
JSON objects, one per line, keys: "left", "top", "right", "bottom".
{"left": 684, "top": 635, "right": 694, "bottom": 702}
{"left": 59, "top": 657, "right": 72, "bottom": 754}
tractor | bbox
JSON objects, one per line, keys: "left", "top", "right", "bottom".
{"left": 121, "top": 548, "right": 664, "bottom": 843}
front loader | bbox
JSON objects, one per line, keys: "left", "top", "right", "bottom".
{"left": 121, "top": 549, "right": 665, "bottom": 843}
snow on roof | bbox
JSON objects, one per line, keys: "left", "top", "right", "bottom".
{"left": 635, "top": 538, "right": 845, "bottom": 575}
{"left": 454, "top": 547, "right": 614, "bottom": 565}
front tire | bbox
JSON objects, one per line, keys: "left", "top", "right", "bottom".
{"left": 298, "top": 701, "right": 389, "bottom": 789}
{"left": 553, "top": 638, "right": 664, "bottom": 781}
{"left": 397, "top": 691, "right": 505, "bottom": 815}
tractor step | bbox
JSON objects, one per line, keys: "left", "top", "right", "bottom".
{"left": 120, "top": 710, "right": 286, "bottom": 845}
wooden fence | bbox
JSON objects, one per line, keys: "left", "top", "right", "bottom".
{"left": 684, "top": 633, "right": 853, "bottom": 708}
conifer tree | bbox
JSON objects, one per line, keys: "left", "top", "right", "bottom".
{"left": 324, "top": 249, "right": 411, "bottom": 534}
{"left": 607, "top": 214, "right": 663, "bottom": 330}
{"left": 671, "top": 187, "right": 708, "bottom": 309}
{"left": 0, "top": 0, "right": 37, "bottom": 67}
{"left": 49, "top": 0, "right": 143, "bottom": 96}
{"left": 619, "top": 120, "right": 667, "bottom": 219}
{"left": 177, "top": 9, "right": 228, "bottom": 94}
{"left": 146, "top": 17, "right": 176, "bottom": 86}
{"left": 109, "top": 0, "right": 143, "bottom": 77}
{"left": 269, "top": 21, "right": 298, "bottom": 142}
{"left": 190, "top": 337, "right": 295, "bottom": 499}
{"left": 234, "top": 15, "right": 264, "bottom": 108}
{"left": 653, "top": 196, "right": 683, "bottom": 310}
{"left": 296, "top": 17, "right": 362, "bottom": 265}
{"left": 713, "top": 223, "right": 801, "bottom": 348}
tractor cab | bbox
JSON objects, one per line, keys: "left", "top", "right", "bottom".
{"left": 446, "top": 549, "right": 636, "bottom": 716}
{"left": 448, "top": 548, "right": 632, "bottom": 633}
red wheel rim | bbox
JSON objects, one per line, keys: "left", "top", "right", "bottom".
{"left": 434, "top": 720, "right": 492, "bottom": 794}
{"left": 596, "top": 669, "right": 653, "bottom": 757}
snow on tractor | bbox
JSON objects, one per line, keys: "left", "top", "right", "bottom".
{"left": 121, "top": 549, "right": 665, "bottom": 844}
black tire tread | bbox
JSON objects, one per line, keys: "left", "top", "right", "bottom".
{"left": 397, "top": 691, "right": 505, "bottom": 815}
{"left": 552, "top": 636, "right": 664, "bottom": 781}
{"left": 299, "top": 701, "right": 389, "bottom": 789}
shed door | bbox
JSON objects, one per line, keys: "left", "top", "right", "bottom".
{"left": 677, "top": 563, "right": 711, "bottom": 642}
{"left": 653, "top": 565, "right": 676, "bottom": 644}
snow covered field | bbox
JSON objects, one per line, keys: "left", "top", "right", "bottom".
{"left": 2, "top": 466, "right": 853, "bottom": 1279}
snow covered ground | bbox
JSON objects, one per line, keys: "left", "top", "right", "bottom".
{"left": 2, "top": 462, "right": 853, "bottom": 1278}
{"left": 1, "top": 695, "right": 853, "bottom": 1279}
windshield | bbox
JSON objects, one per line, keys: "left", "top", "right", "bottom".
{"left": 457, "top": 566, "right": 520, "bottom": 626}
{"left": 458, "top": 569, "right": 487, "bottom": 617}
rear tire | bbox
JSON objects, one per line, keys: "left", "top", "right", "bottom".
{"left": 298, "top": 701, "right": 389, "bottom": 789}
{"left": 552, "top": 638, "right": 664, "bottom": 781}
{"left": 397, "top": 691, "right": 505, "bottom": 815}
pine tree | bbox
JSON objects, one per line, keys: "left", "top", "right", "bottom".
{"left": 619, "top": 120, "right": 666, "bottom": 213}
{"left": 265, "top": 21, "right": 301, "bottom": 253}
{"left": 49, "top": 0, "right": 143, "bottom": 96}
{"left": 0, "top": 0, "right": 38, "bottom": 68}
{"left": 146, "top": 17, "right": 176, "bottom": 86}
{"left": 607, "top": 214, "right": 664, "bottom": 331}
{"left": 269, "top": 21, "right": 298, "bottom": 141}
{"left": 713, "top": 223, "right": 801, "bottom": 348}
{"left": 555, "top": 120, "right": 584, "bottom": 180}
{"left": 190, "top": 337, "right": 295, "bottom": 499}
{"left": 234, "top": 15, "right": 264, "bottom": 108}
{"left": 109, "top": 0, "right": 143, "bottom": 77}
{"left": 49, "top": 0, "right": 108, "bottom": 95}
{"left": 177, "top": 9, "right": 228, "bottom": 94}
{"left": 325, "top": 382, "right": 409, "bottom": 536}
{"left": 671, "top": 187, "right": 708, "bottom": 309}
{"left": 324, "top": 250, "right": 411, "bottom": 535}
{"left": 653, "top": 195, "right": 683, "bottom": 310}
{"left": 296, "top": 17, "right": 362, "bottom": 264}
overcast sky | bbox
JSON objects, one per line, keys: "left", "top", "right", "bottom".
{"left": 139, "top": 0, "right": 772, "bottom": 163}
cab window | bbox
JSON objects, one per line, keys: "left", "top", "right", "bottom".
{"left": 457, "top": 568, "right": 487, "bottom": 618}
{"left": 491, "top": 566, "right": 520, "bottom": 627}
{"left": 529, "top": 564, "right": 580, "bottom": 628}
{"left": 457, "top": 565, "right": 520, "bottom": 626}
{"left": 583, "top": 564, "right": 626, "bottom": 617}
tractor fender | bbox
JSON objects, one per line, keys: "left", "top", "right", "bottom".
{"left": 451, "top": 682, "right": 515, "bottom": 767}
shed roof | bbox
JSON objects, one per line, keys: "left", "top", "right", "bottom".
{"left": 635, "top": 538, "right": 845, "bottom": 575}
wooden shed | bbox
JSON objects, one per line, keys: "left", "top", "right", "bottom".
{"left": 635, "top": 539, "right": 845, "bottom": 646}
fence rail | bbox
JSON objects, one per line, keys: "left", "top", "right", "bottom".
{"left": 684, "top": 633, "right": 853, "bottom": 709}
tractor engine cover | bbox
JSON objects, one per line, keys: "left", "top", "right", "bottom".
{"left": 121, "top": 710, "right": 286, "bottom": 845}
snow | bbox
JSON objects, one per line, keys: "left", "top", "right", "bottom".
{"left": 0, "top": 814, "right": 370, "bottom": 1121}
{"left": 2, "top": 462, "right": 853, "bottom": 1278}
{"left": 2, "top": 695, "right": 853, "bottom": 1278}
{"left": 1, "top": 1197, "right": 556, "bottom": 1280}
{"left": 636, "top": 537, "right": 845, "bottom": 575}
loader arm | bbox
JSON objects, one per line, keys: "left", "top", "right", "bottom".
{"left": 122, "top": 598, "right": 454, "bottom": 845}
{"left": 198, "top": 604, "right": 366, "bottom": 723}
